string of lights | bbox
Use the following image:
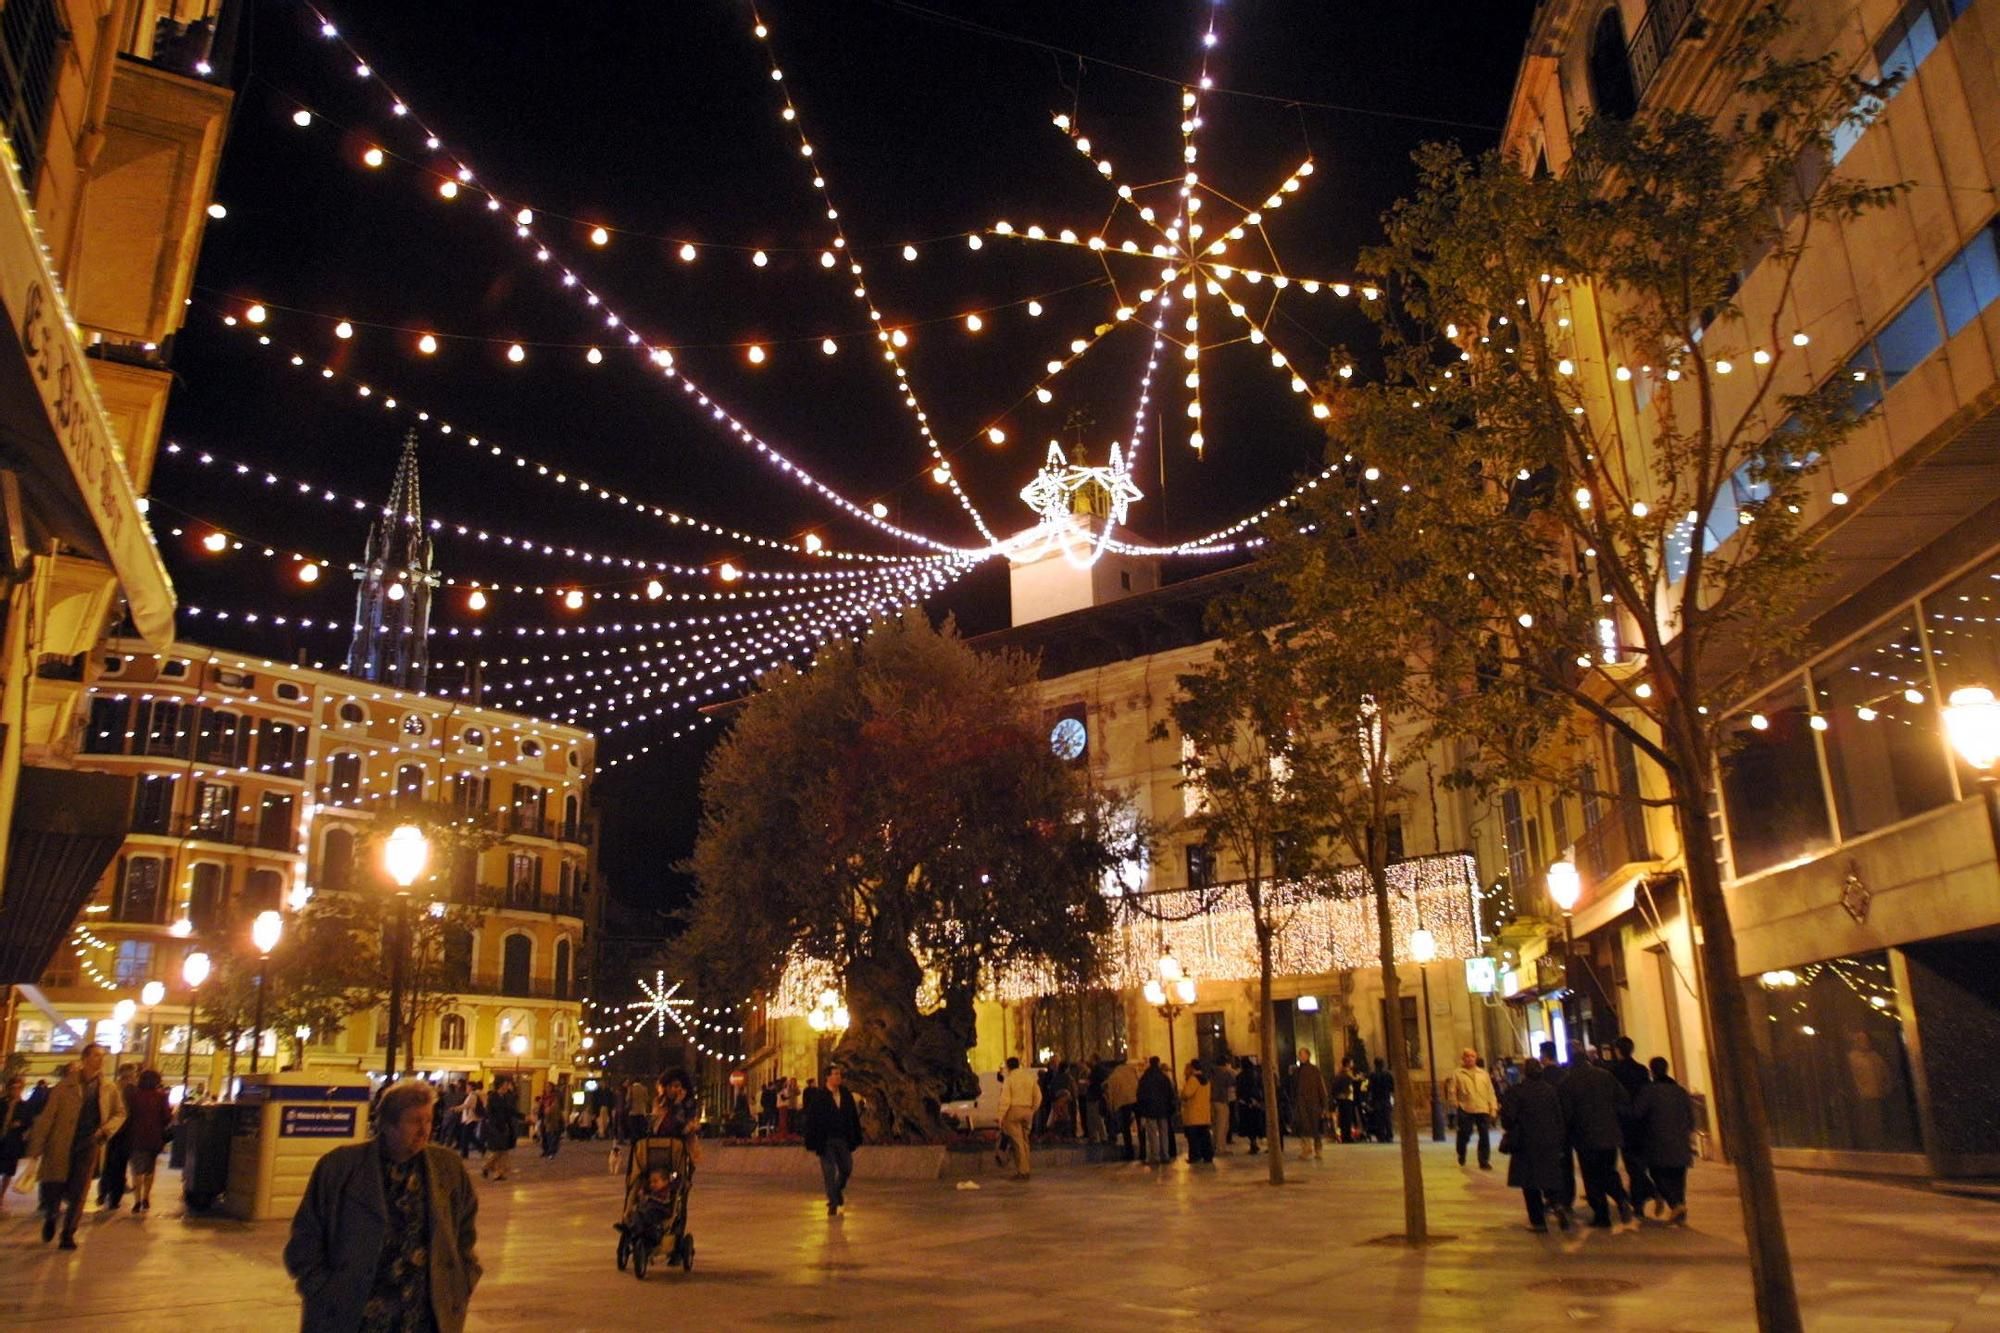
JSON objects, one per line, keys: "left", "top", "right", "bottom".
{"left": 293, "top": 3, "right": 989, "bottom": 558}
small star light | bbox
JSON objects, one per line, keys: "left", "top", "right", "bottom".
{"left": 628, "top": 971, "right": 693, "bottom": 1038}
{"left": 1020, "top": 440, "right": 1142, "bottom": 529}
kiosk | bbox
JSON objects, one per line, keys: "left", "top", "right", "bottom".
{"left": 223, "top": 1070, "right": 372, "bottom": 1221}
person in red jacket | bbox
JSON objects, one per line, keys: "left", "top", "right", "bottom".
{"left": 124, "top": 1069, "right": 172, "bottom": 1213}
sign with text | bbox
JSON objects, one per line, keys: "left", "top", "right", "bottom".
{"left": 279, "top": 1106, "right": 357, "bottom": 1139}
{"left": 1464, "top": 957, "right": 1499, "bottom": 995}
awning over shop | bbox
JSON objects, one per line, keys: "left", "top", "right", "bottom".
{"left": 0, "top": 766, "right": 132, "bottom": 986}
{"left": 0, "top": 142, "right": 174, "bottom": 644}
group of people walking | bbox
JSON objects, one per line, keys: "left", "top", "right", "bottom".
{"left": 3, "top": 1044, "right": 172, "bottom": 1250}
{"left": 1497, "top": 1038, "right": 1697, "bottom": 1233}
{"left": 435, "top": 1075, "right": 528, "bottom": 1179}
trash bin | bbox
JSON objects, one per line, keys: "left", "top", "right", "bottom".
{"left": 180, "top": 1102, "right": 238, "bottom": 1212}
{"left": 223, "top": 1071, "right": 372, "bottom": 1220}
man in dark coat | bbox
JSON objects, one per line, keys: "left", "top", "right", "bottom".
{"left": 1558, "top": 1052, "right": 1634, "bottom": 1226}
{"left": 1633, "top": 1057, "right": 1696, "bottom": 1224}
{"left": 800, "top": 1065, "right": 864, "bottom": 1216}
{"left": 1606, "top": 1036, "right": 1654, "bottom": 1210}
{"left": 1234, "top": 1058, "right": 1266, "bottom": 1154}
{"left": 1135, "top": 1057, "right": 1178, "bottom": 1165}
{"left": 1537, "top": 1040, "right": 1577, "bottom": 1209}
{"left": 1503, "top": 1060, "right": 1571, "bottom": 1231}
{"left": 285, "top": 1080, "right": 481, "bottom": 1333}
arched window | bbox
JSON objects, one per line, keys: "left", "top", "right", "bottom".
{"left": 443, "top": 924, "right": 474, "bottom": 987}
{"left": 438, "top": 1013, "right": 468, "bottom": 1053}
{"left": 1588, "top": 7, "right": 1639, "bottom": 121}
{"left": 244, "top": 869, "right": 284, "bottom": 914}
{"left": 326, "top": 751, "right": 362, "bottom": 804}
{"left": 396, "top": 763, "right": 424, "bottom": 803}
{"left": 501, "top": 933, "right": 532, "bottom": 997}
{"left": 562, "top": 793, "right": 580, "bottom": 840}
{"left": 188, "top": 861, "right": 227, "bottom": 931}
{"left": 320, "top": 826, "right": 355, "bottom": 892}
{"left": 554, "top": 937, "right": 572, "bottom": 999}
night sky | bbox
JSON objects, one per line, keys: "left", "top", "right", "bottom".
{"left": 155, "top": 0, "right": 1535, "bottom": 919}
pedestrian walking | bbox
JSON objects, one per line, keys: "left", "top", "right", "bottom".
{"left": 1216, "top": 1056, "right": 1238, "bottom": 1146}
{"left": 1536, "top": 1040, "right": 1578, "bottom": 1210}
{"left": 285, "top": 1079, "right": 481, "bottom": 1331}
{"left": 1179, "top": 1061, "right": 1215, "bottom": 1163}
{"left": 1559, "top": 1050, "right": 1634, "bottom": 1227}
{"left": 1234, "top": 1056, "right": 1267, "bottom": 1154}
{"left": 1290, "top": 1048, "right": 1329, "bottom": 1159}
{"left": 123, "top": 1069, "right": 171, "bottom": 1213}
{"left": 1136, "top": 1056, "right": 1177, "bottom": 1165}
{"left": 481, "top": 1076, "right": 521, "bottom": 1181}
{"left": 1365, "top": 1058, "right": 1396, "bottom": 1142}
{"left": 1444, "top": 1048, "right": 1500, "bottom": 1169}
{"left": 1331, "top": 1058, "right": 1362, "bottom": 1145}
{"left": 0, "top": 1074, "right": 33, "bottom": 1206}
{"left": 25, "top": 1044, "right": 126, "bottom": 1250}
{"left": 1502, "top": 1060, "right": 1572, "bottom": 1233}
{"left": 1106, "top": 1058, "right": 1140, "bottom": 1161}
{"left": 997, "top": 1056, "right": 1041, "bottom": 1179}
{"left": 459, "top": 1081, "right": 485, "bottom": 1159}
{"left": 800, "top": 1065, "right": 863, "bottom": 1215}
{"left": 1633, "top": 1057, "right": 1695, "bottom": 1225}
{"left": 1606, "top": 1036, "right": 1655, "bottom": 1210}
{"left": 96, "top": 1062, "right": 137, "bottom": 1209}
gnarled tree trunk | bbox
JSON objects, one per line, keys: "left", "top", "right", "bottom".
{"left": 1374, "top": 858, "right": 1428, "bottom": 1243}
{"left": 836, "top": 941, "right": 978, "bottom": 1143}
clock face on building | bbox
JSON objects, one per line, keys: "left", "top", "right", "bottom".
{"left": 1049, "top": 716, "right": 1088, "bottom": 762}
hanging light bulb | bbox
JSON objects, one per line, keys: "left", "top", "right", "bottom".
{"left": 644, "top": 579, "right": 664, "bottom": 600}
{"left": 386, "top": 582, "right": 407, "bottom": 602}
{"left": 467, "top": 588, "right": 488, "bottom": 611}
{"left": 871, "top": 502, "right": 888, "bottom": 518}
{"left": 291, "top": 109, "right": 312, "bottom": 128}
{"left": 586, "top": 347, "right": 603, "bottom": 365}
{"left": 986, "top": 426, "right": 1006, "bottom": 444}
{"left": 747, "top": 344, "right": 766, "bottom": 365}
{"left": 506, "top": 343, "right": 525, "bottom": 363}
{"left": 362, "top": 146, "right": 384, "bottom": 168}
{"left": 334, "top": 320, "right": 354, "bottom": 339}
{"left": 417, "top": 333, "right": 438, "bottom": 355}
{"left": 718, "top": 563, "right": 741, "bottom": 583}
{"left": 438, "top": 179, "right": 458, "bottom": 199}
{"left": 1027, "top": 301, "right": 1043, "bottom": 317}
{"left": 751, "top": 250, "right": 769, "bottom": 267}
{"left": 245, "top": 304, "right": 267, "bottom": 324}
{"left": 678, "top": 242, "right": 697, "bottom": 262}
{"left": 965, "top": 314, "right": 984, "bottom": 333}
{"left": 563, "top": 589, "right": 585, "bottom": 610}
{"left": 821, "top": 337, "right": 837, "bottom": 356}
{"left": 590, "top": 226, "right": 610, "bottom": 246}
{"left": 902, "top": 244, "right": 918, "bottom": 261}
{"left": 297, "top": 562, "right": 320, "bottom": 584}
{"left": 803, "top": 533, "right": 824, "bottom": 553}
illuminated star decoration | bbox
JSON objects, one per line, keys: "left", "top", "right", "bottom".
{"left": 1019, "top": 440, "right": 1143, "bottom": 529}
{"left": 627, "top": 970, "right": 693, "bottom": 1038}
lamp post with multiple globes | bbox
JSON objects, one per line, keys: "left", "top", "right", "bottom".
{"left": 180, "top": 950, "right": 210, "bottom": 1102}
{"left": 249, "top": 910, "right": 283, "bottom": 1073}
{"left": 1408, "top": 926, "right": 1445, "bottom": 1140}
{"left": 1546, "top": 861, "right": 1583, "bottom": 1061}
{"left": 1142, "top": 955, "right": 1198, "bottom": 1077}
{"left": 381, "top": 824, "right": 431, "bottom": 1084}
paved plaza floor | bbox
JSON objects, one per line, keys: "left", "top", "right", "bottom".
{"left": 1, "top": 1138, "right": 1996, "bottom": 1331}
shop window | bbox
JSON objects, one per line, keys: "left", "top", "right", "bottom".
{"left": 1743, "top": 952, "right": 1922, "bottom": 1153}
{"left": 1810, "top": 616, "right": 1954, "bottom": 839}
{"left": 1720, "top": 680, "right": 1832, "bottom": 878}
{"left": 1923, "top": 554, "right": 2000, "bottom": 788}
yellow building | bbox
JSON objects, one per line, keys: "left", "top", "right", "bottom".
{"left": 0, "top": 3, "right": 232, "bottom": 1000}
{"left": 1500, "top": 0, "right": 2000, "bottom": 1177}
{"left": 8, "top": 641, "right": 598, "bottom": 1105}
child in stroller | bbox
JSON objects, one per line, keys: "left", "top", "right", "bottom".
{"left": 616, "top": 1160, "right": 690, "bottom": 1277}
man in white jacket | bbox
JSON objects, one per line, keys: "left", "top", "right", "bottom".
{"left": 25, "top": 1043, "right": 126, "bottom": 1249}
{"left": 1443, "top": 1048, "right": 1501, "bottom": 1170}
{"left": 997, "top": 1057, "right": 1042, "bottom": 1180}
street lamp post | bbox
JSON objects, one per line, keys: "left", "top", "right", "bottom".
{"left": 1546, "top": 860, "right": 1583, "bottom": 1058}
{"left": 509, "top": 1032, "right": 529, "bottom": 1089}
{"left": 1142, "top": 955, "right": 1198, "bottom": 1076}
{"left": 180, "top": 951, "right": 210, "bottom": 1102}
{"left": 1409, "top": 927, "right": 1445, "bottom": 1141}
{"left": 381, "top": 824, "right": 431, "bottom": 1084}
{"left": 1944, "top": 685, "right": 2000, "bottom": 857}
{"left": 807, "top": 989, "right": 850, "bottom": 1069}
{"left": 140, "top": 980, "right": 166, "bottom": 1069}
{"left": 249, "top": 910, "right": 283, "bottom": 1073}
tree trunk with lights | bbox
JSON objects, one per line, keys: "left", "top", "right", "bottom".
{"left": 835, "top": 940, "right": 978, "bottom": 1144}
{"left": 1371, "top": 849, "right": 1428, "bottom": 1243}
{"left": 1250, "top": 880, "right": 1285, "bottom": 1187}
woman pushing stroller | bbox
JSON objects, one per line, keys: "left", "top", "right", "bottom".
{"left": 616, "top": 1069, "right": 700, "bottom": 1276}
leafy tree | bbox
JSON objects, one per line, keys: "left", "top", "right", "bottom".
{"left": 684, "top": 612, "right": 1141, "bottom": 1142}
{"left": 1292, "top": 12, "right": 1901, "bottom": 1323}
{"left": 193, "top": 896, "right": 379, "bottom": 1068}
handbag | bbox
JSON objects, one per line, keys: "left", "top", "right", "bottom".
{"left": 1497, "top": 1130, "right": 1514, "bottom": 1155}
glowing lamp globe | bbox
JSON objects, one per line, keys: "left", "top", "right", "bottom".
{"left": 384, "top": 824, "right": 430, "bottom": 889}
{"left": 1547, "top": 861, "right": 1583, "bottom": 915}
{"left": 1944, "top": 685, "right": 2000, "bottom": 772}
{"left": 509, "top": 1034, "right": 528, "bottom": 1057}
{"left": 113, "top": 999, "right": 137, "bottom": 1025}
{"left": 1143, "top": 978, "right": 1166, "bottom": 1007}
{"left": 808, "top": 1008, "right": 829, "bottom": 1033}
{"left": 141, "top": 980, "right": 166, "bottom": 1008}
{"left": 183, "top": 952, "right": 212, "bottom": 988}
{"left": 1409, "top": 927, "right": 1439, "bottom": 965}
{"left": 252, "top": 909, "right": 284, "bottom": 955}
{"left": 832, "top": 1006, "right": 850, "bottom": 1031}
{"left": 1158, "top": 954, "right": 1184, "bottom": 983}
{"left": 1172, "top": 977, "right": 1197, "bottom": 1006}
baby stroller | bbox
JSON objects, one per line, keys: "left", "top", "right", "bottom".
{"left": 615, "top": 1133, "right": 695, "bottom": 1278}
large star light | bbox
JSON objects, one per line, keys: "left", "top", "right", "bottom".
{"left": 1020, "top": 440, "right": 1143, "bottom": 529}
{"left": 627, "top": 970, "right": 693, "bottom": 1038}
